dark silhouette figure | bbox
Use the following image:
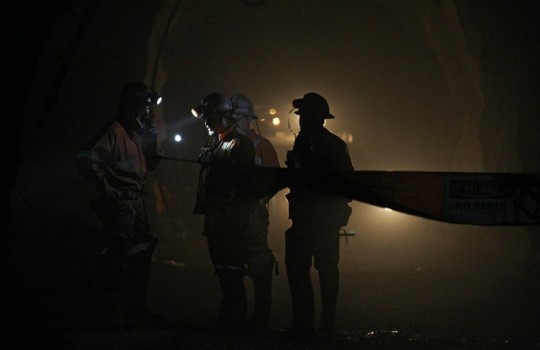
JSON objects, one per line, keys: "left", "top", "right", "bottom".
{"left": 231, "top": 94, "right": 280, "bottom": 330}
{"left": 192, "top": 93, "right": 256, "bottom": 331}
{"left": 75, "top": 82, "right": 163, "bottom": 329}
{"left": 285, "top": 92, "right": 354, "bottom": 336}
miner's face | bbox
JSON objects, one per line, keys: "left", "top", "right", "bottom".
{"left": 204, "top": 114, "right": 226, "bottom": 136}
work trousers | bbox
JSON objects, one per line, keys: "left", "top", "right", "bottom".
{"left": 245, "top": 203, "right": 275, "bottom": 328}
{"left": 204, "top": 207, "right": 252, "bottom": 330}
{"left": 285, "top": 222, "right": 341, "bottom": 331}
{"left": 94, "top": 196, "right": 157, "bottom": 317}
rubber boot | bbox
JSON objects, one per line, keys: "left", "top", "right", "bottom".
{"left": 248, "top": 253, "right": 275, "bottom": 330}
{"left": 317, "top": 264, "right": 339, "bottom": 337}
{"left": 216, "top": 267, "right": 247, "bottom": 331}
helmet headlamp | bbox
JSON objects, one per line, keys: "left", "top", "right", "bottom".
{"left": 191, "top": 93, "right": 233, "bottom": 119}
{"left": 191, "top": 105, "right": 203, "bottom": 118}
{"left": 151, "top": 93, "right": 162, "bottom": 106}
{"left": 120, "top": 82, "right": 162, "bottom": 108}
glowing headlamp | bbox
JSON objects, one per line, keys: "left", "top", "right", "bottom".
{"left": 151, "top": 92, "right": 162, "bottom": 105}
{"left": 191, "top": 105, "right": 203, "bottom": 118}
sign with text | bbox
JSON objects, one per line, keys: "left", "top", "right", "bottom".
{"left": 445, "top": 175, "right": 540, "bottom": 225}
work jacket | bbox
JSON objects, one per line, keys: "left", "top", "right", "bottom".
{"left": 194, "top": 126, "right": 256, "bottom": 215}
{"left": 287, "top": 125, "right": 354, "bottom": 225}
{"left": 76, "top": 120, "right": 161, "bottom": 198}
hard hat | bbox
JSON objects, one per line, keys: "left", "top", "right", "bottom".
{"left": 230, "top": 94, "right": 258, "bottom": 119}
{"left": 292, "top": 92, "right": 334, "bottom": 119}
{"left": 120, "top": 82, "right": 162, "bottom": 107}
{"left": 192, "top": 92, "right": 232, "bottom": 119}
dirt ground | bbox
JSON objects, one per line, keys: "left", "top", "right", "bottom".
{"left": 3, "top": 228, "right": 540, "bottom": 349}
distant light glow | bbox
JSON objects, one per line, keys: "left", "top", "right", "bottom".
{"left": 339, "top": 132, "right": 354, "bottom": 144}
{"left": 269, "top": 108, "right": 277, "bottom": 115}
{"left": 272, "top": 117, "right": 280, "bottom": 126}
{"left": 156, "top": 96, "right": 162, "bottom": 105}
{"left": 174, "top": 134, "right": 182, "bottom": 142}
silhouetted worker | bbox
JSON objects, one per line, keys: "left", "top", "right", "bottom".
{"left": 285, "top": 92, "right": 354, "bottom": 336}
{"left": 76, "top": 82, "right": 163, "bottom": 329}
{"left": 192, "top": 93, "right": 256, "bottom": 331}
{"left": 231, "top": 93, "right": 280, "bottom": 330}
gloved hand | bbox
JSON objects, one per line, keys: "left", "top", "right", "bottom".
{"left": 139, "top": 118, "right": 156, "bottom": 136}
{"left": 140, "top": 128, "right": 158, "bottom": 152}
{"left": 198, "top": 147, "right": 212, "bottom": 164}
